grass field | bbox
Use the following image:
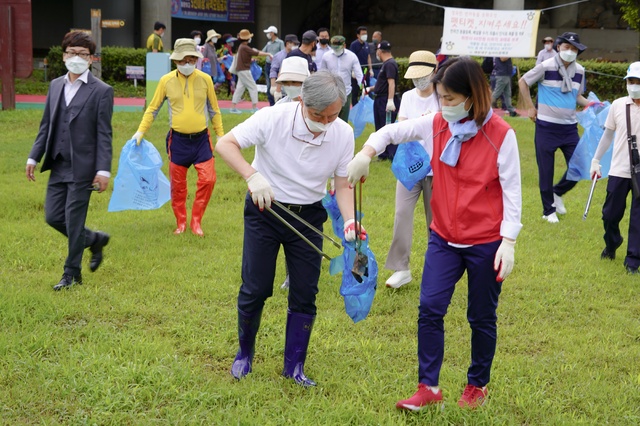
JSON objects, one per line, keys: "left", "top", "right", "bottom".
{"left": 1, "top": 108, "right": 639, "bottom": 425}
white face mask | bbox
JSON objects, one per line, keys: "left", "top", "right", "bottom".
{"left": 283, "top": 85, "right": 302, "bottom": 99}
{"left": 413, "top": 76, "right": 431, "bottom": 91}
{"left": 332, "top": 47, "right": 344, "bottom": 56}
{"left": 177, "top": 63, "right": 196, "bottom": 76}
{"left": 544, "top": 43, "right": 553, "bottom": 51}
{"left": 194, "top": 37, "right": 201, "bottom": 45}
{"left": 247, "top": 38, "right": 252, "bottom": 44}
{"left": 292, "top": 45, "right": 299, "bottom": 50}
{"left": 559, "top": 49, "right": 577, "bottom": 63}
{"left": 212, "top": 37, "right": 218, "bottom": 43}
{"left": 627, "top": 84, "right": 640, "bottom": 99}
{"left": 441, "top": 97, "right": 471, "bottom": 123}
{"left": 360, "top": 34, "right": 367, "bottom": 42}
{"left": 65, "top": 55, "right": 90, "bottom": 75}
{"left": 267, "top": 33, "right": 273, "bottom": 39}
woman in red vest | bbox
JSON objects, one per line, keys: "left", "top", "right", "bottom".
{"left": 346, "top": 57, "right": 522, "bottom": 410}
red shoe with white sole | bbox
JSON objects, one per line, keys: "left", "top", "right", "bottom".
{"left": 396, "top": 383, "right": 443, "bottom": 411}
{"left": 457, "top": 384, "right": 488, "bottom": 408}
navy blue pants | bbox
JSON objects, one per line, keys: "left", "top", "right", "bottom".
{"left": 534, "top": 120, "right": 579, "bottom": 215}
{"left": 418, "top": 232, "right": 502, "bottom": 387}
{"left": 265, "top": 63, "right": 274, "bottom": 106}
{"left": 238, "top": 193, "right": 328, "bottom": 315}
{"left": 374, "top": 95, "right": 400, "bottom": 160}
{"left": 602, "top": 176, "right": 640, "bottom": 269}
{"left": 166, "top": 130, "right": 213, "bottom": 168}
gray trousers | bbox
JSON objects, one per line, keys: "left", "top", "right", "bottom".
{"left": 232, "top": 70, "right": 258, "bottom": 105}
{"left": 385, "top": 176, "right": 433, "bottom": 271}
{"left": 45, "top": 160, "right": 98, "bottom": 276}
{"left": 491, "top": 75, "right": 515, "bottom": 113}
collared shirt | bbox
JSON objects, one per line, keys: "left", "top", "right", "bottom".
{"left": 314, "top": 44, "right": 331, "bottom": 66}
{"left": 365, "top": 113, "right": 522, "bottom": 241}
{"left": 137, "top": 68, "right": 224, "bottom": 136}
{"left": 146, "top": 33, "right": 163, "bottom": 52}
{"left": 596, "top": 97, "right": 640, "bottom": 178}
{"left": 63, "top": 69, "right": 90, "bottom": 106}
{"left": 319, "top": 49, "right": 363, "bottom": 96}
{"left": 231, "top": 102, "right": 354, "bottom": 204}
{"left": 536, "top": 48, "right": 557, "bottom": 65}
{"left": 522, "top": 57, "right": 585, "bottom": 125}
{"left": 349, "top": 39, "right": 370, "bottom": 66}
{"left": 270, "top": 49, "right": 288, "bottom": 79}
{"left": 262, "top": 37, "right": 284, "bottom": 64}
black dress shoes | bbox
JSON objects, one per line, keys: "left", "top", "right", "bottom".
{"left": 89, "top": 232, "right": 110, "bottom": 272}
{"left": 53, "top": 273, "right": 83, "bottom": 291}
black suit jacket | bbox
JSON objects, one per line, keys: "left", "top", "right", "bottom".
{"left": 29, "top": 72, "right": 114, "bottom": 182}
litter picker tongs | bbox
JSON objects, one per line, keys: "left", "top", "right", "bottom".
{"left": 351, "top": 181, "right": 369, "bottom": 283}
{"left": 583, "top": 174, "right": 598, "bottom": 220}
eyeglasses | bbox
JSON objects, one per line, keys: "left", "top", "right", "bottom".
{"left": 176, "top": 58, "right": 198, "bottom": 65}
{"left": 64, "top": 51, "right": 91, "bottom": 60}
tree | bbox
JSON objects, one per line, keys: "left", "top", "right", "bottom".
{"left": 330, "top": 0, "right": 343, "bottom": 37}
{"left": 616, "top": 0, "right": 640, "bottom": 30}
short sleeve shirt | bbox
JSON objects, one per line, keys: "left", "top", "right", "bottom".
{"left": 237, "top": 44, "right": 258, "bottom": 71}
{"left": 603, "top": 97, "right": 640, "bottom": 178}
{"left": 231, "top": 102, "right": 355, "bottom": 204}
{"left": 349, "top": 40, "right": 370, "bottom": 65}
{"left": 373, "top": 58, "right": 399, "bottom": 97}
{"left": 287, "top": 48, "right": 317, "bottom": 73}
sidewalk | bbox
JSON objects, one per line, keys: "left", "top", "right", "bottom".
{"left": 0, "top": 94, "right": 270, "bottom": 113}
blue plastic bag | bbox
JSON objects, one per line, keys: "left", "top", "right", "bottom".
{"left": 391, "top": 141, "right": 432, "bottom": 190}
{"left": 214, "top": 60, "right": 225, "bottom": 83}
{"left": 221, "top": 55, "right": 233, "bottom": 70}
{"left": 201, "top": 58, "right": 212, "bottom": 75}
{"left": 108, "top": 139, "right": 171, "bottom": 212}
{"left": 567, "top": 92, "right": 613, "bottom": 181}
{"left": 340, "top": 236, "right": 378, "bottom": 323}
{"left": 348, "top": 95, "right": 375, "bottom": 138}
{"left": 250, "top": 61, "right": 262, "bottom": 81}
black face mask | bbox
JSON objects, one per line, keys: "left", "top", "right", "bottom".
{"left": 319, "top": 39, "right": 329, "bottom": 45}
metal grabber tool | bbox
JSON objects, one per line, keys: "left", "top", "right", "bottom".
{"left": 351, "top": 181, "right": 369, "bottom": 283}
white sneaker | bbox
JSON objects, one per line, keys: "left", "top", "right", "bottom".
{"left": 386, "top": 270, "right": 412, "bottom": 288}
{"left": 229, "top": 108, "right": 242, "bottom": 114}
{"left": 542, "top": 212, "right": 559, "bottom": 223}
{"left": 553, "top": 193, "right": 567, "bottom": 215}
{"left": 280, "top": 275, "right": 290, "bottom": 290}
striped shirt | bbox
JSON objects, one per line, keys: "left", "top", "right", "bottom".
{"left": 522, "top": 57, "right": 585, "bottom": 125}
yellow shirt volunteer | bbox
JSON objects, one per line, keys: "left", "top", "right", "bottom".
{"left": 137, "top": 68, "right": 224, "bottom": 137}
{"left": 147, "top": 33, "right": 164, "bottom": 52}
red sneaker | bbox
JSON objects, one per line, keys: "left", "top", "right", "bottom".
{"left": 457, "top": 384, "right": 488, "bottom": 408}
{"left": 396, "top": 383, "right": 443, "bottom": 411}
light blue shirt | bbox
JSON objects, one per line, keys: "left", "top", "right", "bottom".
{"left": 319, "top": 49, "right": 363, "bottom": 97}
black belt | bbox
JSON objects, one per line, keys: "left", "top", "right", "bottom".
{"left": 171, "top": 128, "right": 208, "bottom": 139}
{"left": 278, "top": 201, "right": 322, "bottom": 213}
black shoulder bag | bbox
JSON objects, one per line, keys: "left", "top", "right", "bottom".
{"left": 626, "top": 103, "right": 640, "bottom": 200}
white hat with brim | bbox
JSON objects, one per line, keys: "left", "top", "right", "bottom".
{"left": 276, "top": 57, "right": 310, "bottom": 83}
{"left": 205, "top": 29, "right": 222, "bottom": 43}
{"left": 625, "top": 61, "right": 640, "bottom": 80}
{"left": 404, "top": 50, "right": 438, "bottom": 79}
{"left": 263, "top": 25, "right": 278, "bottom": 34}
{"left": 170, "top": 38, "right": 203, "bottom": 60}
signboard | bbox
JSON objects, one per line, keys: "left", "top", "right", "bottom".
{"left": 101, "top": 19, "right": 125, "bottom": 28}
{"left": 126, "top": 65, "right": 145, "bottom": 80}
{"left": 170, "top": 0, "right": 254, "bottom": 22}
{"left": 441, "top": 7, "right": 541, "bottom": 58}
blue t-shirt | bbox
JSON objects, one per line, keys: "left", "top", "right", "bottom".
{"left": 286, "top": 48, "right": 317, "bottom": 73}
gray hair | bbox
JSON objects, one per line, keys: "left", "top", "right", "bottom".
{"left": 301, "top": 70, "right": 346, "bottom": 110}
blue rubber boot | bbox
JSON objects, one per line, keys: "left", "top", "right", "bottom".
{"left": 282, "top": 310, "right": 316, "bottom": 387}
{"left": 231, "top": 308, "right": 262, "bottom": 380}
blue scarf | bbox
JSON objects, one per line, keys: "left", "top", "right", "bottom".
{"left": 439, "top": 109, "right": 494, "bottom": 167}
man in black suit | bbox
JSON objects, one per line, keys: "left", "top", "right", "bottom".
{"left": 26, "top": 31, "right": 113, "bottom": 290}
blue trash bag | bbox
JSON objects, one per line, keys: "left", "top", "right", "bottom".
{"left": 201, "top": 58, "right": 212, "bottom": 75}
{"left": 221, "top": 55, "right": 233, "bottom": 70}
{"left": 108, "top": 139, "right": 171, "bottom": 212}
{"left": 340, "top": 236, "right": 378, "bottom": 323}
{"left": 214, "top": 60, "right": 225, "bottom": 83}
{"left": 391, "top": 141, "right": 432, "bottom": 190}
{"left": 567, "top": 92, "right": 613, "bottom": 181}
{"left": 369, "top": 77, "right": 377, "bottom": 87}
{"left": 348, "top": 95, "right": 375, "bottom": 138}
{"left": 251, "top": 61, "right": 262, "bottom": 81}
{"left": 322, "top": 190, "right": 346, "bottom": 275}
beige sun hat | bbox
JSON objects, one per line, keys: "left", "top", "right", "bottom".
{"left": 404, "top": 50, "right": 438, "bottom": 79}
{"left": 276, "top": 57, "right": 310, "bottom": 83}
{"left": 237, "top": 29, "right": 254, "bottom": 41}
{"left": 170, "top": 38, "right": 203, "bottom": 60}
{"left": 205, "top": 29, "right": 222, "bottom": 43}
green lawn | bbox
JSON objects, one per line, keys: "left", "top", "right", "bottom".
{"left": 1, "top": 109, "right": 639, "bottom": 425}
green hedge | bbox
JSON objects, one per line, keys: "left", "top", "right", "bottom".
{"left": 46, "top": 46, "right": 628, "bottom": 102}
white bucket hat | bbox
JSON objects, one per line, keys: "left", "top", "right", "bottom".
{"left": 276, "top": 57, "right": 310, "bottom": 83}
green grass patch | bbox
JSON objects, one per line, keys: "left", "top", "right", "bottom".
{"left": 1, "top": 110, "right": 640, "bottom": 424}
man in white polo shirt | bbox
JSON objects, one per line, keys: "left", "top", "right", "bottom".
{"left": 215, "top": 70, "right": 365, "bottom": 387}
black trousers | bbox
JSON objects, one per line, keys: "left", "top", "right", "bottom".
{"left": 45, "top": 160, "right": 98, "bottom": 276}
{"left": 238, "top": 193, "right": 328, "bottom": 315}
{"left": 374, "top": 95, "right": 400, "bottom": 160}
{"left": 602, "top": 176, "right": 640, "bottom": 269}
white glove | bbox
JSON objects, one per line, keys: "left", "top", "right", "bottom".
{"left": 132, "top": 131, "right": 144, "bottom": 146}
{"left": 590, "top": 158, "right": 602, "bottom": 179}
{"left": 246, "top": 172, "right": 274, "bottom": 210}
{"left": 386, "top": 99, "right": 396, "bottom": 112}
{"left": 274, "top": 90, "right": 283, "bottom": 102}
{"left": 494, "top": 238, "right": 515, "bottom": 282}
{"left": 346, "top": 152, "right": 372, "bottom": 186}
{"left": 344, "top": 219, "right": 367, "bottom": 242}
{"left": 269, "top": 86, "right": 277, "bottom": 96}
